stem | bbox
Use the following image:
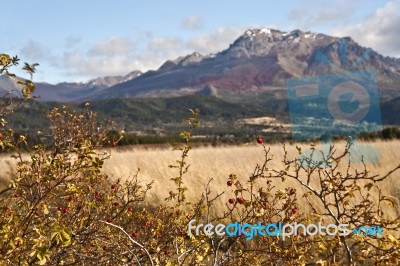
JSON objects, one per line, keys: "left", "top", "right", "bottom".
{"left": 100, "top": 221, "right": 154, "bottom": 266}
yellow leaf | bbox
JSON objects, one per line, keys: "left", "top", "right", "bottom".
{"left": 68, "top": 184, "right": 77, "bottom": 192}
{"left": 35, "top": 246, "right": 50, "bottom": 265}
{"left": 388, "top": 234, "right": 398, "bottom": 243}
{"left": 195, "top": 254, "right": 204, "bottom": 262}
{"left": 60, "top": 229, "right": 71, "bottom": 246}
{"left": 43, "top": 204, "right": 49, "bottom": 215}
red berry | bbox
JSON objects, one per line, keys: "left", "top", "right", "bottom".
{"left": 95, "top": 191, "right": 100, "bottom": 197}
{"left": 113, "top": 202, "right": 119, "bottom": 207}
{"left": 106, "top": 218, "right": 112, "bottom": 223}
{"left": 227, "top": 180, "right": 233, "bottom": 186}
{"left": 256, "top": 137, "right": 263, "bottom": 144}
{"left": 131, "top": 232, "right": 138, "bottom": 238}
{"left": 102, "top": 246, "right": 107, "bottom": 251}
{"left": 179, "top": 231, "right": 186, "bottom": 237}
{"left": 228, "top": 198, "right": 235, "bottom": 204}
{"left": 111, "top": 184, "right": 116, "bottom": 190}
{"left": 127, "top": 207, "right": 133, "bottom": 212}
{"left": 291, "top": 208, "right": 297, "bottom": 215}
{"left": 237, "top": 197, "right": 245, "bottom": 204}
{"left": 112, "top": 142, "right": 117, "bottom": 147}
{"left": 141, "top": 223, "right": 147, "bottom": 228}
{"left": 68, "top": 196, "right": 73, "bottom": 202}
{"left": 0, "top": 133, "right": 3, "bottom": 140}
{"left": 14, "top": 194, "right": 19, "bottom": 198}
{"left": 63, "top": 207, "right": 69, "bottom": 214}
{"left": 57, "top": 206, "right": 63, "bottom": 211}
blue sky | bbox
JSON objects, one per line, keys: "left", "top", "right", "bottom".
{"left": 1, "top": 0, "right": 399, "bottom": 83}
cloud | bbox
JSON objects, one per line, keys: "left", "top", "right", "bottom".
{"left": 18, "top": 40, "right": 59, "bottom": 71}
{"left": 59, "top": 27, "right": 247, "bottom": 80}
{"left": 65, "top": 35, "right": 82, "bottom": 48}
{"left": 187, "top": 26, "right": 248, "bottom": 54}
{"left": 60, "top": 37, "right": 143, "bottom": 79}
{"left": 332, "top": 1, "right": 400, "bottom": 57}
{"left": 287, "top": 0, "right": 357, "bottom": 30}
{"left": 24, "top": 26, "right": 250, "bottom": 82}
{"left": 19, "top": 40, "right": 53, "bottom": 62}
{"left": 61, "top": 35, "right": 184, "bottom": 79}
{"left": 62, "top": 49, "right": 144, "bottom": 78}
{"left": 181, "top": 15, "right": 204, "bottom": 30}
{"left": 88, "top": 37, "right": 135, "bottom": 56}
{"left": 147, "top": 36, "right": 184, "bottom": 53}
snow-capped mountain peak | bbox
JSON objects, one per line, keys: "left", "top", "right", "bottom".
{"left": 87, "top": 71, "right": 142, "bottom": 88}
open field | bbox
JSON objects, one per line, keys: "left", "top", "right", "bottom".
{"left": 102, "top": 140, "right": 400, "bottom": 217}
{"left": 1, "top": 140, "right": 399, "bottom": 218}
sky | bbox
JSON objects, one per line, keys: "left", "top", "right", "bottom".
{"left": 1, "top": 0, "right": 399, "bottom": 84}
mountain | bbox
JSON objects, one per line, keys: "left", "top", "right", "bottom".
{"left": 381, "top": 96, "right": 400, "bottom": 125}
{"left": 85, "top": 28, "right": 400, "bottom": 102}
{"left": 1, "top": 28, "right": 399, "bottom": 104}
{"left": 0, "top": 71, "right": 142, "bottom": 102}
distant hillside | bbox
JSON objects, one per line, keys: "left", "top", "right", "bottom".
{"left": 6, "top": 95, "right": 289, "bottom": 137}
{"left": 381, "top": 96, "right": 400, "bottom": 125}
{"left": 0, "top": 71, "right": 142, "bottom": 102}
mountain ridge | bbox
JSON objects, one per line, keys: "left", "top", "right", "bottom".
{"left": 88, "top": 28, "right": 400, "bottom": 101}
{"left": 1, "top": 28, "right": 400, "bottom": 102}
{"left": 0, "top": 70, "right": 142, "bottom": 102}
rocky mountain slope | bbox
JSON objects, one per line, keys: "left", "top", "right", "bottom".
{"left": 87, "top": 28, "right": 400, "bottom": 101}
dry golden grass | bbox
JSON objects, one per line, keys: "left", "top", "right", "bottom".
{"left": 0, "top": 156, "right": 16, "bottom": 188}
{"left": 102, "top": 140, "right": 400, "bottom": 217}
{"left": 1, "top": 140, "right": 399, "bottom": 217}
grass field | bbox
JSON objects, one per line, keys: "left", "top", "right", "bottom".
{"left": 1, "top": 140, "right": 399, "bottom": 218}
{"left": 104, "top": 140, "right": 400, "bottom": 217}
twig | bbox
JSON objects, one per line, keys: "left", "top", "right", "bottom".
{"left": 100, "top": 220, "right": 154, "bottom": 266}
